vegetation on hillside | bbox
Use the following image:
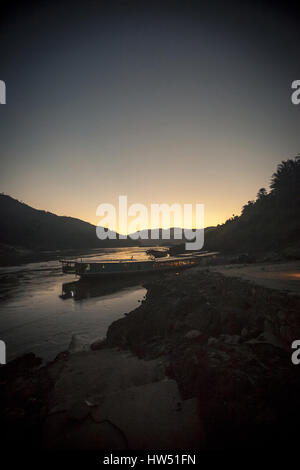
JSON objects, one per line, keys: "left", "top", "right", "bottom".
{"left": 205, "top": 156, "right": 300, "bottom": 254}
{"left": 0, "top": 194, "right": 134, "bottom": 251}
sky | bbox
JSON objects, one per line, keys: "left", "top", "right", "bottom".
{"left": 0, "top": 0, "right": 299, "bottom": 233}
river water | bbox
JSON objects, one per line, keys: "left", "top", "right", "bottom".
{"left": 0, "top": 247, "right": 163, "bottom": 362}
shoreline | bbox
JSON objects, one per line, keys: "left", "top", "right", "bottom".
{"left": 1, "top": 262, "right": 300, "bottom": 449}
{"left": 0, "top": 246, "right": 134, "bottom": 268}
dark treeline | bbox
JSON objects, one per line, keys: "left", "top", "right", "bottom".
{"left": 204, "top": 156, "right": 300, "bottom": 254}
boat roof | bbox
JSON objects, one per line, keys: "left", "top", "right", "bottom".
{"left": 61, "top": 251, "right": 218, "bottom": 265}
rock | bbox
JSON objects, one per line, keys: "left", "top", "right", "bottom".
{"left": 45, "top": 415, "right": 127, "bottom": 450}
{"left": 91, "top": 379, "right": 203, "bottom": 449}
{"left": 90, "top": 337, "right": 107, "bottom": 351}
{"left": 241, "top": 328, "right": 248, "bottom": 338}
{"left": 173, "top": 320, "right": 185, "bottom": 332}
{"left": 220, "top": 334, "right": 241, "bottom": 345}
{"left": 53, "top": 351, "right": 69, "bottom": 362}
{"left": 67, "top": 401, "right": 90, "bottom": 422}
{"left": 247, "top": 332, "right": 286, "bottom": 349}
{"left": 0, "top": 353, "right": 42, "bottom": 381}
{"left": 208, "top": 350, "right": 230, "bottom": 363}
{"left": 264, "top": 318, "right": 274, "bottom": 333}
{"left": 277, "top": 310, "right": 286, "bottom": 321}
{"left": 42, "top": 267, "right": 300, "bottom": 450}
{"left": 68, "top": 334, "right": 90, "bottom": 354}
{"left": 85, "top": 399, "right": 97, "bottom": 407}
{"left": 207, "top": 337, "right": 218, "bottom": 346}
{"left": 184, "top": 329, "right": 202, "bottom": 339}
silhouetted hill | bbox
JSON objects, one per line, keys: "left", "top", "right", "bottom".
{"left": 0, "top": 196, "right": 208, "bottom": 260}
{"left": 0, "top": 194, "right": 134, "bottom": 251}
{"left": 204, "top": 156, "right": 300, "bottom": 255}
{"left": 3, "top": 155, "right": 298, "bottom": 260}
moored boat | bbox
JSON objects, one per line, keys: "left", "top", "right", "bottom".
{"left": 61, "top": 252, "right": 218, "bottom": 279}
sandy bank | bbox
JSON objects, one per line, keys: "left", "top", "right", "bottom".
{"left": 211, "top": 261, "right": 300, "bottom": 293}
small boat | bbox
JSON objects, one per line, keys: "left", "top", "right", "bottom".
{"left": 60, "top": 252, "right": 218, "bottom": 279}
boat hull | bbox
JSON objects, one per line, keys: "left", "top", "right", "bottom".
{"left": 76, "top": 259, "right": 200, "bottom": 278}
{"left": 60, "top": 252, "right": 218, "bottom": 279}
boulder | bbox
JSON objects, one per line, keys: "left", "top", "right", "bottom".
{"left": 90, "top": 337, "right": 107, "bottom": 351}
{"left": 184, "top": 330, "right": 202, "bottom": 340}
{"left": 68, "top": 334, "right": 90, "bottom": 354}
{"left": 67, "top": 401, "right": 90, "bottom": 422}
{"left": 220, "top": 334, "right": 241, "bottom": 345}
{"left": 207, "top": 337, "right": 218, "bottom": 346}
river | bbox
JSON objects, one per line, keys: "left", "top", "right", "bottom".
{"left": 0, "top": 247, "right": 164, "bottom": 362}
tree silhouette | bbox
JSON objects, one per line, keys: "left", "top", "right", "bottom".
{"left": 270, "top": 156, "right": 300, "bottom": 205}
{"left": 256, "top": 188, "right": 267, "bottom": 200}
{"left": 205, "top": 155, "right": 300, "bottom": 253}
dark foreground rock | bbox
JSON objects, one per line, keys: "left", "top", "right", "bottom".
{"left": 0, "top": 353, "right": 52, "bottom": 448}
{"left": 106, "top": 268, "right": 300, "bottom": 448}
{"left": 1, "top": 267, "right": 300, "bottom": 449}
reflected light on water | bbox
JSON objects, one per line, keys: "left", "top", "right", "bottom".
{"left": 0, "top": 248, "right": 148, "bottom": 362}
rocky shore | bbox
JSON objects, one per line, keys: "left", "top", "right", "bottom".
{"left": 105, "top": 266, "right": 300, "bottom": 448}
{"left": 1, "top": 264, "right": 300, "bottom": 449}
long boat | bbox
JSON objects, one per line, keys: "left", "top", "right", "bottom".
{"left": 60, "top": 252, "right": 218, "bottom": 279}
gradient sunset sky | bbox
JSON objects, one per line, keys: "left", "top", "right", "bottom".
{"left": 0, "top": 1, "right": 299, "bottom": 233}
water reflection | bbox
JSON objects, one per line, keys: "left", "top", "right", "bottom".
{"left": 0, "top": 250, "right": 151, "bottom": 361}
{"left": 60, "top": 275, "right": 149, "bottom": 301}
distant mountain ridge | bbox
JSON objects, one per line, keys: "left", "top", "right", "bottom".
{"left": 0, "top": 194, "right": 127, "bottom": 251}
{"left": 1, "top": 156, "right": 298, "bottom": 260}
{"left": 0, "top": 195, "right": 202, "bottom": 253}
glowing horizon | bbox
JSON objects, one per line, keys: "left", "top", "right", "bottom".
{"left": 0, "top": 191, "right": 255, "bottom": 234}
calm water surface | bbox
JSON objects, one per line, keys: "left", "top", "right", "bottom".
{"left": 0, "top": 247, "right": 161, "bottom": 361}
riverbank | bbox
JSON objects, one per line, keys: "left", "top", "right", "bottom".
{"left": 1, "top": 262, "right": 300, "bottom": 449}
{"left": 0, "top": 244, "right": 118, "bottom": 267}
